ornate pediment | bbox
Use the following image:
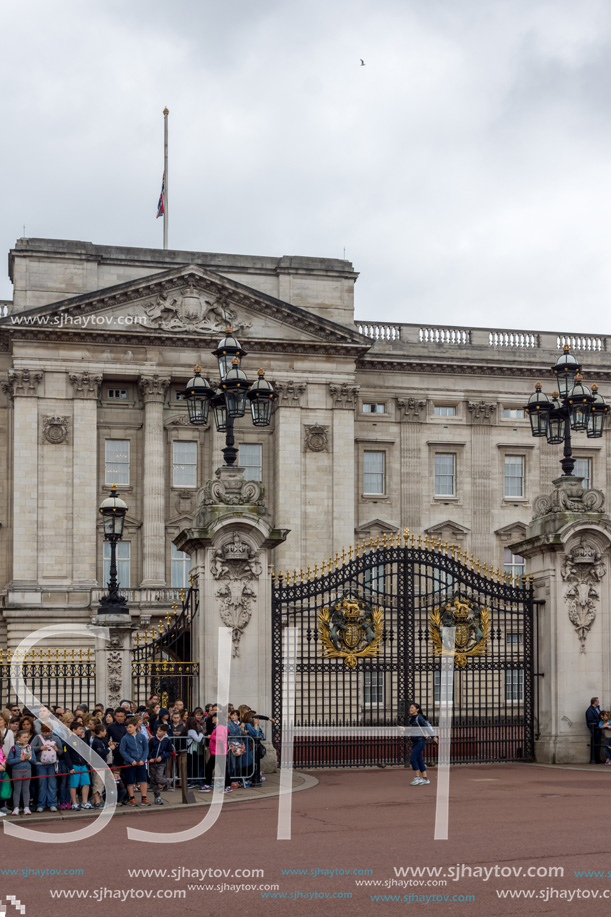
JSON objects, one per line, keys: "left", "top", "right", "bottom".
{"left": 2, "top": 264, "right": 369, "bottom": 354}
{"left": 425, "top": 520, "right": 470, "bottom": 542}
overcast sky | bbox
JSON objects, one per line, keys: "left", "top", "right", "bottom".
{"left": 3, "top": 0, "right": 611, "bottom": 333}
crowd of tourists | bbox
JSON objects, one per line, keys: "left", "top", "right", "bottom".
{"left": 0, "top": 697, "right": 271, "bottom": 816}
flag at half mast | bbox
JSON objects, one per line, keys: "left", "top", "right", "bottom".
{"left": 156, "top": 172, "right": 165, "bottom": 219}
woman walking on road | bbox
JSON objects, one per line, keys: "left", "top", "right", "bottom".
{"left": 408, "top": 702, "right": 438, "bottom": 785}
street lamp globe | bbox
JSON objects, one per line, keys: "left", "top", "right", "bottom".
{"left": 567, "top": 375, "right": 594, "bottom": 433}
{"left": 222, "top": 358, "right": 249, "bottom": 418}
{"left": 211, "top": 387, "right": 228, "bottom": 432}
{"left": 524, "top": 383, "right": 552, "bottom": 437}
{"left": 545, "top": 392, "right": 564, "bottom": 445}
{"left": 552, "top": 345, "right": 581, "bottom": 399}
{"left": 587, "top": 384, "right": 609, "bottom": 439}
{"left": 247, "top": 369, "right": 277, "bottom": 426}
{"left": 179, "top": 366, "right": 214, "bottom": 425}
{"left": 212, "top": 330, "right": 247, "bottom": 382}
{"left": 99, "top": 484, "right": 128, "bottom": 539}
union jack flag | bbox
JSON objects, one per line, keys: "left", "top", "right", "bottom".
{"left": 156, "top": 173, "right": 165, "bottom": 218}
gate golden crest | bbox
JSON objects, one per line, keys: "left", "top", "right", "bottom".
{"left": 318, "top": 594, "right": 384, "bottom": 668}
{"left": 429, "top": 595, "right": 490, "bottom": 668}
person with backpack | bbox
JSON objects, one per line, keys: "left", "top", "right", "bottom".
{"left": 30, "top": 723, "right": 62, "bottom": 812}
{"left": 407, "top": 702, "right": 438, "bottom": 786}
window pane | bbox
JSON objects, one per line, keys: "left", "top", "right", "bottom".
{"left": 434, "top": 453, "right": 455, "bottom": 495}
{"left": 239, "top": 443, "right": 262, "bottom": 482}
{"left": 173, "top": 441, "right": 197, "bottom": 487}
{"left": 103, "top": 541, "right": 130, "bottom": 589}
{"left": 434, "top": 406, "right": 456, "bottom": 416}
{"left": 105, "top": 440, "right": 130, "bottom": 485}
{"left": 363, "top": 403, "right": 385, "bottom": 413}
{"left": 503, "top": 408, "right": 525, "bottom": 419}
{"left": 504, "top": 548, "right": 525, "bottom": 578}
{"left": 505, "top": 669, "right": 524, "bottom": 703}
{"left": 364, "top": 672, "right": 384, "bottom": 705}
{"left": 364, "top": 451, "right": 385, "bottom": 494}
{"left": 574, "top": 458, "right": 591, "bottom": 489}
{"left": 504, "top": 455, "right": 524, "bottom": 497}
{"left": 171, "top": 542, "right": 191, "bottom": 588}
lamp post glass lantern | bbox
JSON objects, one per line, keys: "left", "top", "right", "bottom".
{"left": 180, "top": 330, "right": 277, "bottom": 468}
{"left": 98, "top": 484, "right": 129, "bottom": 615}
{"left": 524, "top": 346, "right": 609, "bottom": 478}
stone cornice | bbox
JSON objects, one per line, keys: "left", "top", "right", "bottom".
{"left": 357, "top": 357, "right": 611, "bottom": 382}
{"left": 69, "top": 370, "right": 103, "bottom": 399}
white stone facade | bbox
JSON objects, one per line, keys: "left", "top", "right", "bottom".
{"left": 2, "top": 238, "right": 611, "bottom": 706}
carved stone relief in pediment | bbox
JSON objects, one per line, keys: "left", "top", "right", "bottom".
{"left": 142, "top": 284, "right": 251, "bottom": 335}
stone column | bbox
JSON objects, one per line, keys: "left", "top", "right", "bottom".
{"left": 69, "top": 371, "right": 102, "bottom": 585}
{"left": 511, "top": 475, "right": 611, "bottom": 764}
{"left": 92, "top": 613, "right": 149, "bottom": 707}
{"left": 5, "top": 369, "right": 43, "bottom": 586}
{"left": 273, "top": 381, "right": 305, "bottom": 570}
{"left": 397, "top": 397, "right": 427, "bottom": 530}
{"left": 139, "top": 375, "right": 170, "bottom": 586}
{"left": 175, "top": 467, "right": 288, "bottom": 744}
{"left": 468, "top": 401, "right": 496, "bottom": 560}
{"left": 329, "top": 383, "right": 359, "bottom": 552}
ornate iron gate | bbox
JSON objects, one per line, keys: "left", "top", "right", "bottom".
{"left": 271, "top": 532, "right": 534, "bottom": 767}
{"left": 131, "top": 586, "right": 199, "bottom": 710}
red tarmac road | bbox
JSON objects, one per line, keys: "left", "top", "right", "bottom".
{"left": 2, "top": 764, "right": 611, "bottom": 916}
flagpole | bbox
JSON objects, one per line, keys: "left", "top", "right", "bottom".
{"left": 163, "top": 107, "right": 169, "bottom": 250}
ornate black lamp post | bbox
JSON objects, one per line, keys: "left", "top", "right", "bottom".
{"left": 98, "top": 484, "right": 129, "bottom": 615}
{"left": 524, "top": 345, "right": 609, "bottom": 477}
{"left": 179, "top": 329, "right": 277, "bottom": 465}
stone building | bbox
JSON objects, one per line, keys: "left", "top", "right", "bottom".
{"left": 0, "top": 236, "right": 609, "bottom": 668}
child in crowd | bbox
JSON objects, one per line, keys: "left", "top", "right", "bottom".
{"left": 119, "top": 717, "right": 150, "bottom": 807}
{"left": 30, "top": 723, "right": 62, "bottom": 812}
{"left": 90, "top": 723, "right": 113, "bottom": 808}
{"left": 148, "top": 723, "right": 173, "bottom": 804}
{"left": 67, "top": 722, "right": 92, "bottom": 811}
{"left": 8, "top": 729, "right": 33, "bottom": 815}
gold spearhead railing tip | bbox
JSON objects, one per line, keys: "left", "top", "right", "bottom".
{"left": 299, "top": 568, "right": 304, "bottom": 582}
{"left": 313, "top": 564, "right": 318, "bottom": 577}
{"left": 348, "top": 544, "right": 353, "bottom": 560}
{"left": 382, "top": 533, "right": 388, "bottom": 548}
{"left": 341, "top": 547, "right": 347, "bottom": 563}
{"left": 306, "top": 566, "right": 312, "bottom": 580}
{"left": 410, "top": 532, "right": 416, "bottom": 546}
{"left": 278, "top": 571, "right": 284, "bottom": 582}
{"left": 417, "top": 534, "right": 422, "bottom": 548}
{"left": 423, "top": 533, "right": 429, "bottom": 549}
{"left": 529, "top": 573, "right": 534, "bottom": 585}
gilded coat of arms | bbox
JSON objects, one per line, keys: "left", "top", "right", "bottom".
{"left": 318, "top": 593, "right": 384, "bottom": 668}
{"left": 429, "top": 595, "right": 490, "bottom": 668}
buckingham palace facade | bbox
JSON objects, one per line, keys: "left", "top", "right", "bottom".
{"left": 0, "top": 236, "right": 609, "bottom": 653}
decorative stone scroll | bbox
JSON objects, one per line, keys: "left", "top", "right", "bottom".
{"left": 42, "top": 415, "right": 69, "bottom": 444}
{"left": 396, "top": 396, "right": 427, "bottom": 422}
{"left": 200, "top": 466, "right": 265, "bottom": 507}
{"left": 329, "top": 383, "right": 359, "bottom": 409}
{"left": 533, "top": 481, "right": 605, "bottom": 519}
{"left": 561, "top": 537, "right": 606, "bottom": 652}
{"left": 211, "top": 534, "right": 263, "bottom": 657}
{"left": 143, "top": 285, "right": 250, "bottom": 335}
{"left": 138, "top": 374, "right": 170, "bottom": 404}
{"left": 304, "top": 424, "right": 329, "bottom": 453}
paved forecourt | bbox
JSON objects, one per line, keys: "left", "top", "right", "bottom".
{"left": 2, "top": 764, "right": 610, "bottom": 917}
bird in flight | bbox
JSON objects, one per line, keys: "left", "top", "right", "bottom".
{"left": 360, "top": 59, "right": 365, "bottom": 66}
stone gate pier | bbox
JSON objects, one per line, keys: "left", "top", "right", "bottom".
{"left": 175, "top": 465, "right": 287, "bottom": 754}
{"left": 513, "top": 475, "right": 611, "bottom": 764}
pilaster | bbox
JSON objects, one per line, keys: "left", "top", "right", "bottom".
{"left": 139, "top": 375, "right": 170, "bottom": 586}
{"left": 69, "top": 371, "right": 102, "bottom": 584}
{"left": 8, "top": 369, "right": 43, "bottom": 586}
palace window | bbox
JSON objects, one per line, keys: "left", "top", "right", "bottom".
{"left": 105, "top": 440, "right": 130, "bottom": 486}
{"left": 574, "top": 457, "right": 591, "bottom": 490}
{"left": 363, "top": 451, "right": 385, "bottom": 494}
{"left": 239, "top": 443, "right": 262, "bottom": 482}
{"left": 172, "top": 441, "right": 197, "bottom": 488}
{"left": 433, "top": 406, "right": 456, "bottom": 417}
{"left": 505, "top": 669, "right": 524, "bottom": 703}
{"left": 434, "top": 453, "right": 455, "bottom": 496}
{"left": 504, "top": 455, "right": 524, "bottom": 498}
{"left": 364, "top": 671, "right": 384, "bottom": 705}
{"left": 103, "top": 541, "right": 130, "bottom": 589}
{"left": 504, "top": 549, "right": 525, "bottom": 579}
{"left": 171, "top": 543, "right": 191, "bottom": 588}
{"left": 503, "top": 407, "right": 525, "bottom": 419}
{"left": 363, "top": 403, "right": 386, "bottom": 414}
